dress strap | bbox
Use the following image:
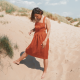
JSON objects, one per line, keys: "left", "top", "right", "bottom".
{"left": 43, "top": 16, "right": 46, "bottom": 23}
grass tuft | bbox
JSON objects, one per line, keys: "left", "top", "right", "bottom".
{"left": 0, "top": 35, "right": 13, "bottom": 58}
{"left": 0, "top": 14, "right": 4, "bottom": 17}
{"left": 5, "top": 7, "right": 16, "bottom": 13}
{"left": 14, "top": 43, "right": 18, "bottom": 50}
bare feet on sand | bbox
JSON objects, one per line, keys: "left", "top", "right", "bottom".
{"left": 13, "top": 60, "right": 20, "bottom": 65}
{"left": 41, "top": 71, "right": 47, "bottom": 79}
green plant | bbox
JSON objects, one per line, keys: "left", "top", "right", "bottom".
{"left": 0, "top": 14, "right": 4, "bottom": 17}
{"left": 70, "top": 18, "right": 78, "bottom": 23}
{"left": 0, "top": 35, "right": 13, "bottom": 58}
{"left": 5, "top": 7, "right": 16, "bottom": 13}
{"left": 74, "top": 19, "right": 78, "bottom": 21}
{"left": 70, "top": 19, "right": 74, "bottom": 23}
{"left": 14, "top": 43, "right": 18, "bottom": 49}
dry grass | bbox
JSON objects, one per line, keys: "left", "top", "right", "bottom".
{"left": 65, "top": 17, "right": 73, "bottom": 21}
{"left": 43, "top": 11, "right": 58, "bottom": 21}
{"left": 43, "top": 11, "right": 70, "bottom": 24}
{"left": 0, "top": 0, "right": 70, "bottom": 24}
{"left": 18, "top": 7, "right": 30, "bottom": 13}
{"left": 70, "top": 18, "right": 78, "bottom": 23}
{"left": 16, "top": 12, "right": 28, "bottom": 17}
{"left": 65, "top": 17, "right": 80, "bottom": 27}
{"left": 0, "top": 21, "right": 8, "bottom": 24}
{"left": 43, "top": 11, "right": 60, "bottom": 23}
{"left": 74, "top": 21, "right": 80, "bottom": 27}
{"left": 1, "top": 0, "right": 80, "bottom": 26}
{"left": 0, "top": 0, "right": 19, "bottom": 14}
{"left": 0, "top": 0, "right": 31, "bottom": 15}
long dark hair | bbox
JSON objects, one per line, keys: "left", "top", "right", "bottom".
{"left": 31, "top": 7, "right": 43, "bottom": 21}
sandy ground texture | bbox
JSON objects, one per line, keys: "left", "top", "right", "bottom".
{"left": 0, "top": 11, "right": 80, "bottom": 80}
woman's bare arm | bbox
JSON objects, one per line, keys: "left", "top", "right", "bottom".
{"left": 44, "top": 18, "right": 51, "bottom": 42}
{"left": 41, "top": 17, "right": 51, "bottom": 48}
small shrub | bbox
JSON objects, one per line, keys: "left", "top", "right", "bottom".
{"left": 14, "top": 43, "right": 18, "bottom": 50}
{"left": 74, "top": 24, "right": 78, "bottom": 27}
{"left": 0, "top": 35, "right": 13, "bottom": 58}
{"left": 20, "top": 13, "right": 28, "bottom": 16}
{"left": 74, "top": 19, "right": 78, "bottom": 21}
{"left": 52, "top": 15, "right": 58, "bottom": 21}
{"left": 46, "top": 13, "right": 53, "bottom": 19}
{"left": 74, "top": 21, "right": 80, "bottom": 27}
{"left": 70, "top": 19, "right": 74, "bottom": 23}
{"left": 6, "top": 7, "right": 16, "bottom": 14}
{"left": 0, "top": 14, "right": 4, "bottom": 17}
{"left": 70, "top": 18, "right": 78, "bottom": 23}
{"left": 65, "top": 17, "right": 73, "bottom": 21}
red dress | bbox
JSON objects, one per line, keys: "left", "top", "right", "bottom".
{"left": 25, "top": 16, "right": 49, "bottom": 59}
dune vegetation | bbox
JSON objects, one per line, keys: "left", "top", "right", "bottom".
{"left": 0, "top": 0, "right": 80, "bottom": 27}
{"left": 65, "top": 17, "right": 80, "bottom": 27}
{"left": 0, "top": 0, "right": 72, "bottom": 24}
{"left": 0, "top": 35, "right": 13, "bottom": 58}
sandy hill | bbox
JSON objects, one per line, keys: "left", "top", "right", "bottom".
{"left": 0, "top": 10, "right": 80, "bottom": 80}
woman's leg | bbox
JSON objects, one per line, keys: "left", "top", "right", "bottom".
{"left": 41, "top": 59, "right": 48, "bottom": 79}
{"left": 13, "top": 52, "right": 28, "bottom": 64}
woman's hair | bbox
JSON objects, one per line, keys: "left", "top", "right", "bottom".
{"left": 31, "top": 7, "right": 43, "bottom": 21}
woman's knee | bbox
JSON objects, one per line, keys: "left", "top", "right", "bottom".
{"left": 25, "top": 51, "right": 28, "bottom": 56}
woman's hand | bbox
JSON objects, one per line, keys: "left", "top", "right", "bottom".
{"left": 28, "top": 30, "right": 33, "bottom": 35}
{"left": 29, "top": 28, "right": 35, "bottom": 35}
{"left": 41, "top": 40, "right": 47, "bottom": 49}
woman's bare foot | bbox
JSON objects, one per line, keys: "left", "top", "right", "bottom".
{"left": 41, "top": 71, "right": 47, "bottom": 79}
{"left": 13, "top": 60, "right": 20, "bottom": 65}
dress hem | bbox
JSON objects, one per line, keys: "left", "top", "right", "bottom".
{"left": 25, "top": 51, "right": 48, "bottom": 59}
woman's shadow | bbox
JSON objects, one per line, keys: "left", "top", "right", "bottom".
{"left": 20, "top": 51, "right": 44, "bottom": 71}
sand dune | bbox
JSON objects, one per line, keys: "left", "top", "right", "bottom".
{"left": 0, "top": 11, "right": 80, "bottom": 80}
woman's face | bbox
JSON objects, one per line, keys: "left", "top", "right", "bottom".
{"left": 34, "top": 14, "right": 42, "bottom": 20}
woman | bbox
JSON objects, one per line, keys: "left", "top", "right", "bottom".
{"left": 13, "top": 7, "right": 51, "bottom": 79}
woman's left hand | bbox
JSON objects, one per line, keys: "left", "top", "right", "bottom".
{"left": 41, "top": 40, "right": 47, "bottom": 49}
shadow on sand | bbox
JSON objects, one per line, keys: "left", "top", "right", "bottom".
{"left": 20, "top": 51, "right": 44, "bottom": 71}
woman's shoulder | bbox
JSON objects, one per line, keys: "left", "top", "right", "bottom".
{"left": 44, "top": 16, "right": 50, "bottom": 24}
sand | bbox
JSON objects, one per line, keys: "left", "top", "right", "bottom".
{"left": 0, "top": 11, "right": 80, "bottom": 80}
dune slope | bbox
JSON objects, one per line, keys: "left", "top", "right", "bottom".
{"left": 0, "top": 11, "right": 80, "bottom": 80}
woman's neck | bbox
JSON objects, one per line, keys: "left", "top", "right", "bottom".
{"left": 36, "top": 15, "right": 44, "bottom": 22}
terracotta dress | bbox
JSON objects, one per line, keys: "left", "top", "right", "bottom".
{"left": 25, "top": 16, "right": 49, "bottom": 59}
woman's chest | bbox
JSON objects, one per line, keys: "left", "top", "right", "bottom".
{"left": 35, "top": 23, "right": 46, "bottom": 29}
